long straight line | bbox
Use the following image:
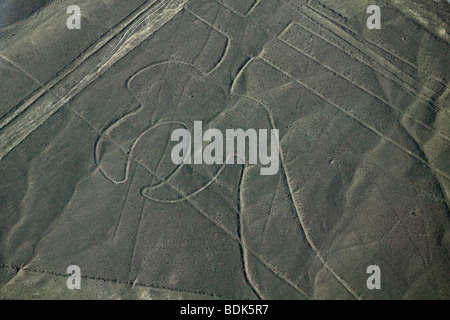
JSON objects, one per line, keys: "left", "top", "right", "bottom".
{"left": 0, "top": 0, "right": 188, "bottom": 161}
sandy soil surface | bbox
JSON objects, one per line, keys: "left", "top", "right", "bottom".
{"left": 0, "top": 0, "right": 449, "bottom": 299}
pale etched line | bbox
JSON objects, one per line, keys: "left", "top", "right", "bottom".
{"left": 148, "top": 169, "right": 308, "bottom": 297}
{"left": 0, "top": 0, "right": 189, "bottom": 161}
{"left": 277, "top": 24, "right": 450, "bottom": 143}
{"left": 112, "top": 165, "right": 137, "bottom": 241}
{"left": 282, "top": 0, "right": 449, "bottom": 110}
{"left": 142, "top": 159, "right": 228, "bottom": 203}
{"left": 143, "top": 153, "right": 247, "bottom": 204}
{"left": 238, "top": 92, "right": 361, "bottom": 299}
{"left": 127, "top": 198, "right": 147, "bottom": 284}
{"left": 0, "top": 54, "right": 54, "bottom": 128}
{"left": 96, "top": 0, "right": 187, "bottom": 70}
{"left": 145, "top": 87, "right": 280, "bottom": 203}
{"left": 307, "top": 0, "right": 450, "bottom": 79}
{"left": 288, "top": 10, "right": 429, "bottom": 100}
{"left": 303, "top": 2, "right": 449, "bottom": 100}
{"left": 134, "top": 153, "right": 310, "bottom": 297}
{"left": 0, "top": 0, "right": 178, "bottom": 149}
{"left": 8, "top": 47, "right": 310, "bottom": 298}
{"left": 300, "top": 11, "right": 446, "bottom": 112}
{"left": 183, "top": 7, "right": 231, "bottom": 76}
{"left": 242, "top": 0, "right": 261, "bottom": 16}
{"left": 78, "top": 103, "right": 308, "bottom": 297}
{"left": 329, "top": 218, "right": 403, "bottom": 256}
{"left": 0, "top": 264, "right": 234, "bottom": 299}
{"left": 156, "top": 63, "right": 170, "bottom": 105}
{"left": 102, "top": 1, "right": 167, "bottom": 63}
{"left": 107, "top": 132, "right": 308, "bottom": 297}
{"left": 150, "top": 119, "right": 177, "bottom": 187}
{"left": 280, "top": 164, "right": 362, "bottom": 299}
{"left": 216, "top": 0, "right": 260, "bottom": 17}
{"left": 237, "top": 165, "right": 265, "bottom": 300}
{"left": 192, "top": 6, "right": 222, "bottom": 71}
{"left": 55, "top": 95, "right": 305, "bottom": 299}
{"left": 385, "top": 0, "right": 450, "bottom": 44}
{"left": 230, "top": 57, "right": 253, "bottom": 94}
{"left": 310, "top": 0, "right": 449, "bottom": 49}
{"left": 259, "top": 55, "right": 450, "bottom": 181}
{"left": 0, "top": 0, "right": 161, "bottom": 130}
{"left": 94, "top": 61, "right": 202, "bottom": 187}
{"left": 261, "top": 182, "right": 277, "bottom": 236}
{"left": 217, "top": 0, "right": 248, "bottom": 17}
{"left": 96, "top": 61, "right": 234, "bottom": 197}
{"left": 0, "top": 55, "right": 49, "bottom": 92}
{"left": 97, "top": 119, "right": 190, "bottom": 186}
{"left": 99, "top": 128, "right": 308, "bottom": 296}
{"left": 184, "top": 6, "right": 230, "bottom": 36}
{"left": 235, "top": 58, "right": 446, "bottom": 299}
{"left": 234, "top": 92, "right": 356, "bottom": 299}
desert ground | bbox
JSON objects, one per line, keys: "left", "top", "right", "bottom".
{"left": 0, "top": 0, "right": 449, "bottom": 299}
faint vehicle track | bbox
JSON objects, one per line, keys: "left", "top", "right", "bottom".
{"left": 0, "top": 0, "right": 159, "bottom": 129}
{"left": 2, "top": 0, "right": 447, "bottom": 299}
{"left": 0, "top": 0, "right": 189, "bottom": 161}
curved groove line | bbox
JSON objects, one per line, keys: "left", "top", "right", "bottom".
{"left": 243, "top": 93, "right": 360, "bottom": 299}
{"left": 259, "top": 55, "right": 450, "bottom": 181}
{"left": 92, "top": 56, "right": 309, "bottom": 297}
{"left": 0, "top": 0, "right": 168, "bottom": 131}
{"left": 229, "top": 56, "right": 360, "bottom": 298}
{"left": 77, "top": 100, "right": 311, "bottom": 298}
{"left": 0, "top": 0, "right": 189, "bottom": 161}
